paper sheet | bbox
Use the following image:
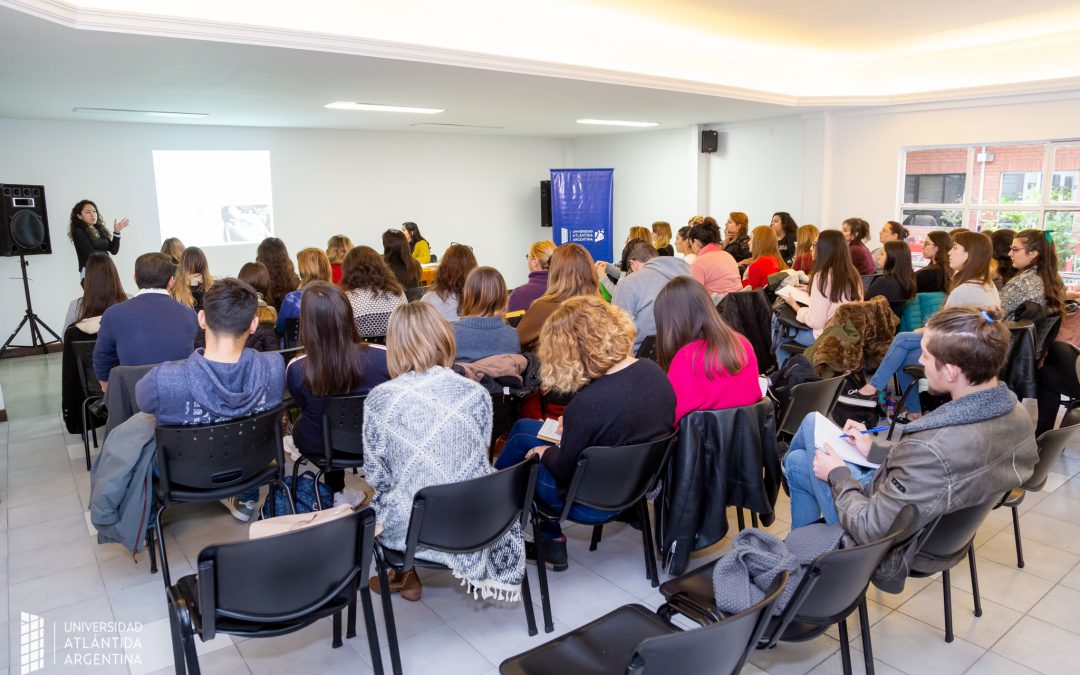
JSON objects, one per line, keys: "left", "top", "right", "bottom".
{"left": 776, "top": 285, "right": 812, "bottom": 306}
{"left": 537, "top": 418, "right": 562, "bottom": 443}
{"left": 811, "top": 412, "right": 880, "bottom": 469}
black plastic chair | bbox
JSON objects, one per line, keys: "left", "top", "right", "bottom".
{"left": 374, "top": 458, "right": 540, "bottom": 675}
{"left": 996, "top": 423, "right": 1080, "bottom": 568}
{"left": 292, "top": 395, "right": 367, "bottom": 510}
{"left": 775, "top": 304, "right": 811, "bottom": 357}
{"left": 500, "top": 572, "right": 788, "bottom": 675}
{"left": 776, "top": 373, "right": 847, "bottom": 441}
{"left": 658, "top": 505, "right": 917, "bottom": 675}
{"left": 275, "top": 346, "right": 303, "bottom": 367}
{"left": 148, "top": 404, "right": 293, "bottom": 585}
{"left": 283, "top": 317, "right": 301, "bottom": 349}
{"left": 635, "top": 336, "right": 657, "bottom": 361}
{"left": 532, "top": 433, "right": 677, "bottom": 633}
{"left": 356, "top": 311, "right": 391, "bottom": 345}
{"left": 404, "top": 285, "right": 429, "bottom": 302}
{"left": 908, "top": 497, "right": 999, "bottom": 643}
{"left": 167, "top": 507, "right": 385, "bottom": 675}
{"left": 71, "top": 340, "right": 104, "bottom": 470}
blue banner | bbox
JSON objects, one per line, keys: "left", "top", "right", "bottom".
{"left": 550, "top": 168, "right": 613, "bottom": 264}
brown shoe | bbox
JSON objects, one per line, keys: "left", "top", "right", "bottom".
{"left": 368, "top": 567, "right": 422, "bottom": 602}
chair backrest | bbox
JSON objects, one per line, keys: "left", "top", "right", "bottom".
{"left": 275, "top": 347, "right": 303, "bottom": 368}
{"left": 635, "top": 336, "right": 657, "bottom": 361}
{"left": 861, "top": 274, "right": 880, "bottom": 291}
{"left": 913, "top": 497, "right": 998, "bottom": 565}
{"left": 777, "top": 374, "right": 846, "bottom": 438}
{"left": 773, "top": 505, "right": 918, "bottom": 636}
{"left": 1026, "top": 423, "right": 1080, "bottom": 492}
{"left": 155, "top": 404, "right": 286, "bottom": 492}
{"left": 196, "top": 507, "right": 376, "bottom": 636}
{"left": 562, "top": 433, "right": 677, "bottom": 518}
{"left": 356, "top": 311, "right": 391, "bottom": 339}
{"left": 284, "top": 317, "right": 301, "bottom": 349}
{"left": 633, "top": 571, "right": 788, "bottom": 675}
{"left": 399, "top": 458, "right": 538, "bottom": 569}
{"left": 71, "top": 340, "right": 104, "bottom": 397}
{"left": 322, "top": 394, "right": 366, "bottom": 458}
{"left": 404, "top": 285, "right": 429, "bottom": 302}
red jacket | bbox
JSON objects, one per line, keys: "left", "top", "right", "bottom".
{"left": 743, "top": 256, "right": 781, "bottom": 289}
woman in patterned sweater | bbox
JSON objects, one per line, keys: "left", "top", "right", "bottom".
{"left": 1001, "top": 229, "right": 1065, "bottom": 317}
{"left": 341, "top": 245, "right": 406, "bottom": 340}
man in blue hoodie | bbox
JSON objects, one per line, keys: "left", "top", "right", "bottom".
{"left": 612, "top": 240, "right": 691, "bottom": 352}
{"left": 136, "top": 277, "right": 285, "bottom": 521}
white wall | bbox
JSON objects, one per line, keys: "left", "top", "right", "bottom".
{"left": 0, "top": 118, "right": 567, "bottom": 335}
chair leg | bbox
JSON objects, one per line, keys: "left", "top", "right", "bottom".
{"left": 837, "top": 617, "right": 853, "bottom": 675}
{"left": 374, "top": 549, "right": 403, "bottom": 675}
{"left": 332, "top": 610, "right": 343, "bottom": 649}
{"left": 167, "top": 598, "right": 187, "bottom": 675}
{"left": 859, "top": 597, "right": 875, "bottom": 675}
{"left": 313, "top": 469, "right": 327, "bottom": 510}
{"left": 346, "top": 593, "right": 357, "bottom": 639}
{"left": 736, "top": 508, "right": 746, "bottom": 531}
{"left": 532, "top": 515, "right": 555, "bottom": 633}
{"left": 91, "top": 421, "right": 99, "bottom": 449}
{"left": 358, "top": 585, "right": 386, "bottom": 675}
{"left": 968, "top": 546, "right": 983, "bottom": 617}
{"left": 520, "top": 565, "right": 539, "bottom": 636}
{"left": 147, "top": 523, "right": 158, "bottom": 574}
{"left": 291, "top": 458, "right": 305, "bottom": 511}
{"left": 1011, "top": 506, "right": 1025, "bottom": 568}
{"left": 887, "top": 380, "right": 918, "bottom": 441}
{"left": 751, "top": 511, "right": 759, "bottom": 528}
{"left": 639, "top": 500, "right": 659, "bottom": 588}
{"left": 941, "top": 568, "right": 954, "bottom": 643}
{"left": 589, "top": 523, "right": 603, "bottom": 551}
{"left": 181, "top": 627, "right": 202, "bottom": 675}
{"left": 81, "top": 400, "right": 93, "bottom": 471}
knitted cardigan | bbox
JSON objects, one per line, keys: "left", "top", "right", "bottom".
{"left": 362, "top": 366, "right": 526, "bottom": 600}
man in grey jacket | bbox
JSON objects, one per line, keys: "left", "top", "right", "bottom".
{"left": 787, "top": 306, "right": 1037, "bottom": 591}
{"left": 612, "top": 240, "right": 690, "bottom": 351}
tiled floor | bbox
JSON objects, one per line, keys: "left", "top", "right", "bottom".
{"left": 2, "top": 352, "right": 1080, "bottom": 673}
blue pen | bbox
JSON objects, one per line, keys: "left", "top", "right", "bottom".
{"left": 839, "top": 425, "right": 889, "bottom": 440}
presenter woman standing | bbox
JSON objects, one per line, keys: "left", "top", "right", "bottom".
{"left": 69, "top": 200, "right": 129, "bottom": 275}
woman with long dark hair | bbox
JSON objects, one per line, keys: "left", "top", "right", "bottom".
{"left": 991, "top": 229, "right": 1019, "bottom": 287}
{"left": 342, "top": 246, "right": 406, "bottom": 338}
{"left": 872, "top": 220, "right": 909, "bottom": 270}
{"left": 287, "top": 281, "right": 390, "bottom": 506}
{"left": 69, "top": 199, "right": 129, "bottom": 274}
{"left": 1002, "top": 229, "right": 1066, "bottom": 315}
{"left": 421, "top": 243, "right": 478, "bottom": 322}
{"left": 915, "top": 230, "right": 952, "bottom": 293}
{"left": 865, "top": 241, "right": 917, "bottom": 317}
{"left": 655, "top": 277, "right": 760, "bottom": 424}
{"left": 382, "top": 229, "right": 422, "bottom": 289}
{"left": 842, "top": 217, "right": 876, "bottom": 275}
{"left": 401, "top": 221, "right": 431, "bottom": 264}
{"left": 236, "top": 262, "right": 280, "bottom": 352}
{"left": 256, "top": 237, "right": 301, "bottom": 311}
{"left": 771, "top": 212, "right": 799, "bottom": 266}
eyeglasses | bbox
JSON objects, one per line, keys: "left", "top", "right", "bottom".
{"left": 1008, "top": 246, "right": 1025, "bottom": 253}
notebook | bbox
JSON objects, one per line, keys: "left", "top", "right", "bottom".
{"left": 811, "top": 412, "right": 880, "bottom": 469}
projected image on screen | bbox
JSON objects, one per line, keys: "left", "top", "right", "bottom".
{"left": 152, "top": 150, "right": 274, "bottom": 247}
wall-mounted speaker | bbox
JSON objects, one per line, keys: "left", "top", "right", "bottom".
{"left": 540, "top": 180, "right": 552, "bottom": 228}
{"left": 701, "top": 130, "right": 719, "bottom": 154}
{"left": 0, "top": 184, "right": 51, "bottom": 256}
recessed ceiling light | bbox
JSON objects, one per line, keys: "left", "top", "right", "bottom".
{"left": 410, "top": 123, "right": 504, "bottom": 130}
{"left": 576, "top": 118, "right": 659, "bottom": 128}
{"left": 72, "top": 107, "right": 208, "bottom": 118}
{"left": 325, "top": 102, "right": 444, "bottom": 114}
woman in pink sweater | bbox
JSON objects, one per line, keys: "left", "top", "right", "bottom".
{"left": 654, "top": 277, "right": 761, "bottom": 425}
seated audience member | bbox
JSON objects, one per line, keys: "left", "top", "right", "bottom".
{"left": 784, "top": 307, "right": 1037, "bottom": 588}
{"left": 170, "top": 246, "right": 213, "bottom": 311}
{"left": 496, "top": 296, "right": 676, "bottom": 570}
{"left": 915, "top": 230, "right": 952, "bottom": 293}
{"left": 365, "top": 301, "right": 524, "bottom": 601}
{"left": 611, "top": 240, "right": 690, "bottom": 351}
{"left": 257, "top": 237, "right": 301, "bottom": 311}
{"left": 1001, "top": 229, "right": 1065, "bottom": 316}
{"left": 160, "top": 237, "right": 184, "bottom": 265}
{"left": 382, "top": 229, "right": 422, "bottom": 290}
{"left": 791, "top": 224, "right": 819, "bottom": 273}
{"left": 517, "top": 243, "right": 598, "bottom": 350}
{"left": 598, "top": 227, "right": 653, "bottom": 296}
{"left": 655, "top": 277, "right": 761, "bottom": 425}
{"left": 62, "top": 253, "right": 128, "bottom": 434}
{"left": 723, "top": 212, "right": 751, "bottom": 264}
{"left": 287, "top": 281, "right": 390, "bottom": 506}
{"left": 402, "top": 221, "right": 431, "bottom": 264}
{"left": 743, "top": 225, "right": 787, "bottom": 289}
{"left": 93, "top": 252, "right": 198, "bottom": 388}
{"left": 688, "top": 218, "right": 742, "bottom": 294}
{"left": 872, "top": 220, "right": 908, "bottom": 270}
{"left": 277, "top": 247, "right": 332, "bottom": 335}
{"left": 843, "top": 217, "right": 877, "bottom": 275}
{"left": 453, "top": 267, "right": 520, "bottom": 362}
{"left": 991, "top": 229, "right": 1019, "bottom": 287}
{"left": 342, "top": 246, "right": 407, "bottom": 338}
{"left": 325, "top": 234, "right": 353, "bottom": 285}
{"left": 675, "top": 225, "right": 697, "bottom": 265}
{"left": 865, "top": 241, "right": 917, "bottom": 317}
{"left": 508, "top": 240, "right": 556, "bottom": 313}
{"left": 652, "top": 221, "right": 675, "bottom": 256}
{"left": 422, "top": 243, "right": 478, "bottom": 323}
{"left": 839, "top": 230, "right": 999, "bottom": 416}
{"left": 135, "top": 278, "right": 286, "bottom": 522}
{"left": 237, "top": 262, "right": 280, "bottom": 351}
{"left": 777, "top": 230, "right": 862, "bottom": 365}
{"left": 772, "top": 211, "right": 799, "bottom": 266}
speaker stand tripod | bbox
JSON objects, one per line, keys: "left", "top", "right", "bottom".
{"left": 0, "top": 254, "right": 61, "bottom": 359}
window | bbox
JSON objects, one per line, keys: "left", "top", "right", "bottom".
{"left": 900, "top": 141, "right": 1080, "bottom": 279}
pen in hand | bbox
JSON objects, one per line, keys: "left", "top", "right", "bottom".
{"left": 839, "top": 425, "right": 889, "bottom": 440}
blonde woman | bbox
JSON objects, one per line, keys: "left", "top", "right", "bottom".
{"left": 508, "top": 240, "right": 556, "bottom": 312}
{"left": 742, "top": 226, "right": 788, "bottom": 289}
{"left": 171, "top": 247, "right": 213, "bottom": 310}
{"left": 792, "top": 224, "right": 819, "bottom": 273}
{"left": 325, "top": 234, "right": 353, "bottom": 285}
{"left": 365, "top": 301, "right": 524, "bottom": 601}
{"left": 495, "top": 296, "right": 676, "bottom": 570}
{"left": 516, "top": 243, "right": 598, "bottom": 349}
{"left": 276, "top": 247, "right": 332, "bottom": 335}
{"left": 160, "top": 237, "right": 185, "bottom": 265}
{"left": 454, "top": 267, "right": 519, "bottom": 362}
{"left": 652, "top": 221, "right": 674, "bottom": 256}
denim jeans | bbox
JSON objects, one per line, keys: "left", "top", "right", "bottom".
{"left": 784, "top": 413, "right": 877, "bottom": 528}
{"left": 869, "top": 331, "right": 924, "bottom": 413}
{"left": 776, "top": 327, "right": 815, "bottom": 367}
{"left": 495, "top": 419, "right": 612, "bottom": 539}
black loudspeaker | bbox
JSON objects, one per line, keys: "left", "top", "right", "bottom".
{"left": 701, "top": 130, "right": 719, "bottom": 154}
{"left": 540, "top": 180, "right": 552, "bottom": 228}
{"left": 0, "top": 184, "right": 51, "bottom": 256}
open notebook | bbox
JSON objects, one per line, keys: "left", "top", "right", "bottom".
{"left": 811, "top": 412, "right": 881, "bottom": 469}
{"left": 775, "top": 285, "right": 812, "bottom": 306}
